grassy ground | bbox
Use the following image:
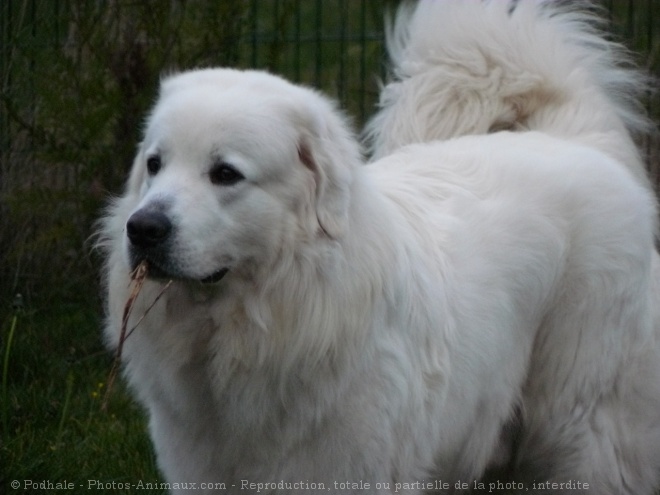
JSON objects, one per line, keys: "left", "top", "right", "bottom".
{"left": 1, "top": 300, "right": 165, "bottom": 494}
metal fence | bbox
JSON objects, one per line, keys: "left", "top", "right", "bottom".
{"left": 1, "top": 1, "right": 658, "bottom": 154}
{"left": 2, "top": 1, "right": 656, "bottom": 140}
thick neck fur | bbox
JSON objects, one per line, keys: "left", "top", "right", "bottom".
{"left": 204, "top": 169, "right": 401, "bottom": 387}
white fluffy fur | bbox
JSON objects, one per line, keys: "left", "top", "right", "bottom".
{"left": 99, "top": 1, "right": 660, "bottom": 494}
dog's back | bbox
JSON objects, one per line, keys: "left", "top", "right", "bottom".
{"left": 366, "top": 1, "right": 660, "bottom": 492}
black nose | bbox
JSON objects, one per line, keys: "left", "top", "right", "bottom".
{"left": 126, "top": 209, "right": 172, "bottom": 248}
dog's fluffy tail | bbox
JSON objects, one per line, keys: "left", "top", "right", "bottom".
{"left": 365, "top": 0, "right": 653, "bottom": 187}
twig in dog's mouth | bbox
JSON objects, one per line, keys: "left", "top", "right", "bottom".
{"left": 102, "top": 260, "right": 172, "bottom": 410}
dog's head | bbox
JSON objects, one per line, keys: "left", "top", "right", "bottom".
{"left": 120, "top": 69, "right": 360, "bottom": 284}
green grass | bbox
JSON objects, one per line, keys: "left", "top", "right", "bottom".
{"left": 0, "top": 300, "right": 164, "bottom": 494}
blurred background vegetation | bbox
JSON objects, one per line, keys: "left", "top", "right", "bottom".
{"left": 0, "top": 0, "right": 658, "bottom": 492}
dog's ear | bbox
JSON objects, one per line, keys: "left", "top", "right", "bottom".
{"left": 294, "top": 105, "right": 358, "bottom": 239}
{"left": 297, "top": 138, "right": 346, "bottom": 238}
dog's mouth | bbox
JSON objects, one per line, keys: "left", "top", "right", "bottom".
{"left": 199, "top": 267, "right": 229, "bottom": 284}
{"left": 132, "top": 258, "right": 229, "bottom": 285}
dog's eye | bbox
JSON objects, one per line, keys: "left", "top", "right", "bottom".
{"left": 209, "top": 162, "right": 245, "bottom": 186}
{"left": 146, "top": 156, "right": 162, "bottom": 176}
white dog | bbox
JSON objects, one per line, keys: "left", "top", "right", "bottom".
{"left": 99, "top": 1, "right": 660, "bottom": 493}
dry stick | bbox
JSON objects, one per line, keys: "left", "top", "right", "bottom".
{"left": 102, "top": 261, "right": 156, "bottom": 410}
{"left": 124, "top": 279, "right": 173, "bottom": 342}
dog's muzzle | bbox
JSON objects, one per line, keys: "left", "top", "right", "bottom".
{"left": 126, "top": 208, "right": 228, "bottom": 284}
